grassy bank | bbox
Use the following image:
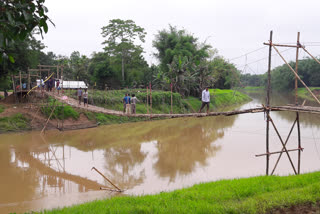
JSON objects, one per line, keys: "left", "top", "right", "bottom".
{"left": 65, "top": 88, "right": 251, "bottom": 114}
{"left": 41, "top": 97, "right": 80, "bottom": 120}
{"left": 0, "top": 113, "right": 30, "bottom": 132}
{"left": 296, "top": 87, "right": 320, "bottom": 102}
{"left": 41, "top": 171, "right": 320, "bottom": 214}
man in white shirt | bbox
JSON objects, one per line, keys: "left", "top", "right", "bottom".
{"left": 198, "top": 87, "right": 210, "bottom": 113}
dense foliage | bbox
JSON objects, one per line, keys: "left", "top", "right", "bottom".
{"left": 240, "top": 58, "right": 320, "bottom": 91}
{"left": 1, "top": 13, "right": 241, "bottom": 95}
{"left": 0, "top": 0, "right": 53, "bottom": 63}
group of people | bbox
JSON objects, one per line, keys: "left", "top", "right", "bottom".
{"left": 77, "top": 88, "right": 89, "bottom": 107}
{"left": 38, "top": 77, "right": 61, "bottom": 94}
{"left": 123, "top": 93, "right": 139, "bottom": 114}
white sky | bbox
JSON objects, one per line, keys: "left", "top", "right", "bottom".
{"left": 41, "top": 0, "right": 320, "bottom": 74}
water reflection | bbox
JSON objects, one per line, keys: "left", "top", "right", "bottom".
{"left": 0, "top": 115, "right": 236, "bottom": 213}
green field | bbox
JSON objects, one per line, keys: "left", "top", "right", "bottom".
{"left": 40, "top": 171, "right": 320, "bottom": 214}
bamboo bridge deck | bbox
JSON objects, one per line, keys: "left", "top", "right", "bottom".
{"left": 45, "top": 92, "right": 320, "bottom": 118}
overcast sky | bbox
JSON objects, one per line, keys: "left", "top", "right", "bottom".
{"left": 41, "top": 0, "right": 320, "bottom": 74}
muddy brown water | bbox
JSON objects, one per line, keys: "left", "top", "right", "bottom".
{"left": 1, "top": 93, "right": 320, "bottom": 213}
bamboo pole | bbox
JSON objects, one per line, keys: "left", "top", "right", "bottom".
{"left": 263, "top": 43, "right": 300, "bottom": 48}
{"left": 147, "top": 86, "right": 149, "bottom": 114}
{"left": 266, "top": 30, "right": 273, "bottom": 176}
{"left": 19, "top": 71, "right": 22, "bottom": 101}
{"left": 150, "top": 82, "right": 152, "bottom": 115}
{"left": 91, "top": 167, "right": 121, "bottom": 191}
{"left": 171, "top": 82, "right": 173, "bottom": 114}
{"left": 256, "top": 148, "right": 302, "bottom": 157}
{"left": 41, "top": 100, "right": 56, "bottom": 134}
{"left": 297, "top": 112, "right": 301, "bottom": 174}
{"left": 269, "top": 116, "right": 297, "bottom": 175}
{"left": 295, "top": 32, "right": 300, "bottom": 105}
{"left": 272, "top": 44, "right": 320, "bottom": 105}
{"left": 301, "top": 46, "right": 320, "bottom": 65}
{"left": 295, "top": 32, "right": 302, "bottom": 175}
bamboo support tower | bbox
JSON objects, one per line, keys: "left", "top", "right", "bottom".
{"left": 91, "top": 167, "right": 121, "bottom": 191}
{"left": 272, "top": 44, "right": 320, "bottom": 105}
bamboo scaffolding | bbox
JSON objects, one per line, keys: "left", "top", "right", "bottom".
{"left": 268, "top": 115, "right": 297, "bottom": 175}
{"left": 270, "top": 118, "right": 297, "bottom": 175}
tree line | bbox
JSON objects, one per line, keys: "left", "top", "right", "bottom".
{"left": 240, "top": 58, "right": 320, "bottom": 91}
{"left": 1, "top": 16, "right": 240, "bottom": 97}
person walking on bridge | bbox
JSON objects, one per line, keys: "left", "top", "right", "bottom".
{"left": 198, "top": 87, "right": 210, "bottom": 114}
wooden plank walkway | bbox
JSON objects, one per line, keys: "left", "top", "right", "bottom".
{"left": 271, "top": 105, "right": 320, "bottom": 114}
{"left": 44, "top": 92, "right": 320, "bottom": 118}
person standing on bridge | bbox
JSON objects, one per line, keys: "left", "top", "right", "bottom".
{"left": 83, "top": 88, "right": 88, "bottom": 107}
{"left": 198, "top": 87, "right": 210, "bottom": 114}
{"left": 77, "top": 87, "right": 83, "bottom": 105}
{"left": 123, "top": 93, "right": 131, "bottom": 113}
{"left": 131, "top": 94, "right": 139, "bottom": 114}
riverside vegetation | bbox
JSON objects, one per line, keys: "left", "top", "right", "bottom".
{"left": 40, "top": 171, "right": 320, "bottom": 214}
{"left": 0, "top": 88, "right": 251, "bottom": 132}
{"left": 64, "top": 88, "right": 251, "bottom": 125}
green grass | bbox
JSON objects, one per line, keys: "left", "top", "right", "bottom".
{"left": 0, "top": 113, "right": 30, "bottom": 132}
{"left": 0, "top": 104, "right": 4, "bottom": 113}
{"left": 41, "top": 97, "right": 79, "bottom": 120}
{"left": 40, "top": 171, "right": 320, "bottom": 214}
{"left": 297, "top": 87, "right": 320, "bottom": 102}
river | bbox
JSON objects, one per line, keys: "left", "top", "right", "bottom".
{"left": 1, "top": 92, "right": 320, "bottom": 213}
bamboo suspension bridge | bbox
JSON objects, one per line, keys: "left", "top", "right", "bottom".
{"left": 9, "top": 31, "right": 320, "bottom": 177}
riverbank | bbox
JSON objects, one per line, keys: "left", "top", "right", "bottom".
{"left": 40, "top": 171, "right": 320, "bottom": 214}
{"left": 0, "top": 89, "right": 251, "bottom": 133}
{"left": 296, "top": 87, "right": 320, "bottom": 103}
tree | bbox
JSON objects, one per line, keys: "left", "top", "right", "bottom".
{"left": 0, "top": 0, "right": 53, "bottom": 63}
{"left": 153, "top": 26, "right": 211, "bottom": 96}
{"left": 101, "top": 19, "right": 146, "bottom": 83}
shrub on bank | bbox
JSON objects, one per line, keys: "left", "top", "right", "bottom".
{"left": 0, "top": 113, "right": 30, "bottom": 132}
